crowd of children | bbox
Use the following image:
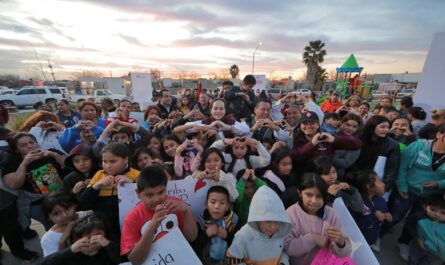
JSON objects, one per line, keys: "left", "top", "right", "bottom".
{"left": 0, "top": 75, "right": 444, "bottom": 265}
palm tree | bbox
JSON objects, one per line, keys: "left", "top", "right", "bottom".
{"left": 229, "top": 64, "right": 240, "bottom": 79}
{"left": 303, "top": 40, "right": 327, "bottom": 90}
{"left": 314, "top": 66, "right": 328, "bottom": 90}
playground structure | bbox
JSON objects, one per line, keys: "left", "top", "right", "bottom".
{"left": 335, "top": 54, "right": 374, "bottom": 100}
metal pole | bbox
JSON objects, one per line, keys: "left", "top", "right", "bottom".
{"left": 252, "top": 42, "right": 262, "bottom": 74}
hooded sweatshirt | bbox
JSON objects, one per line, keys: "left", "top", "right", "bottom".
{"left": 226, "top": 186, "right": 292, "bottom": 265}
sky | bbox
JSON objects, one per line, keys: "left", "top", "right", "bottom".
{"left": 0, "top": 0, "right": 444, "bottom": 80}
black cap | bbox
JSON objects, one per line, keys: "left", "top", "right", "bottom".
{"left": 300, "top": 111, "right": 319, "bottom": 123}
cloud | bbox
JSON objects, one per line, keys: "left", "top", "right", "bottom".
{"left": 0, "top": 0, "right": 444, "bottom": 79}
{"left": 114, "top": 33, "right": 144, "bottom": 46}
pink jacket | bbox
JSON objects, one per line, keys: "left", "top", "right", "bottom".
{"left": 284, "top": 203, "right": 352, "bottom": 265}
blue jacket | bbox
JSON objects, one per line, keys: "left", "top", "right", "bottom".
{"left": 352, "top": 194, "right": 387, "bottom": 245}
{"left": 59, "top": 126, "right": 103, "bottom": 153}
{"left": 418, "top": 218, "right": 445, "bottom": 261}
{"left": 396, "top": 139, "right": 445, "bottom": 197}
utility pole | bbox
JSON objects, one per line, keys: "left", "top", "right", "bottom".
{"left": 33, "top": 48, "right": 47, "bottom": 81}
{"left": 48, "top": 59, "right": 57, "bottom": 86}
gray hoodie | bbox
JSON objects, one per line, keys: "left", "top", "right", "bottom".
{"left": 227, "top": 186, "right": 292, "bottom": 265}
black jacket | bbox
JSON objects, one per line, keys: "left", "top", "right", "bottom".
{"left": 353, "top": 136, "right": 401, "bottom": 191}
{"left": 157, "top": 102, "right": 178, "bottom": 119}
{"left": 224, "top": 86, "right": 255, "bottom": 121}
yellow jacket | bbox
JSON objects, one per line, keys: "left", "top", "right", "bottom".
{"left": 88, "top": 168, "right": 140, "bottom": 197}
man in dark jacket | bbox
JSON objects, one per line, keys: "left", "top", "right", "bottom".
{"left": 156, "top": 89, "right": 178, "bottom": 119}
{"left": 224, "top": 75, "right": 256, "bottom": 122}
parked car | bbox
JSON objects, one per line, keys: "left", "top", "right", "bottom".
{"left": 396, "top": 88, "right": 416, "bottom": 99}
{"left": 295, "top": 88, "right": 312, "bottom": 96}
{"left": 0, "top": 86, "right": 68, "bottom": 108}
{"left": 69, "top": 89, "right": 127, "bottom": 103}
{"left": 371, "top": 90, "right": 391, "bottom": 99}
{"left": 0, "top": 89, "right": 16, "bottom": 95}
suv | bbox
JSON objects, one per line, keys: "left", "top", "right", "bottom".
{"left": 295, "top": 88, "right": 312, "bottom": 96}
{"left": 0, "top": 86, "right": 68, "bottom": 108}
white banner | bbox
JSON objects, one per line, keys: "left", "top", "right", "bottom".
{"left": 333, "top": 198, "right": 379, "bottom": 265}
{"left": 253, "top": 74, "right": 267, "bottom": 94}
{"left": 118, "top": 179, "right": 210, "bottom": 227}
{"left": 131, "top": 72, "right": 153, "bottom": 109}
{"left": 413, "top": 32, "right": 445, "bottom": 120}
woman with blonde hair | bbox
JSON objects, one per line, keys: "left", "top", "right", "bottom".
{"left": 20, "top": 111, "right": 66, "bottom": 154}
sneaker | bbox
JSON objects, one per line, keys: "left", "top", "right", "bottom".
{"left": 12, "top": 249, "right": 39, "bottom": 262}
{"left": 22, "top": 228, "right": 38, "bottom": 239}
{"left": 399, "top": 243, "right": 409, "bottom": 261}
{"left": 370, "top": 238, "right": 381, "bottom": 252}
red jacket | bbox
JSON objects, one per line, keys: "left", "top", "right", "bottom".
{"left": 321, "top": 100, "right": 343, "bottom": 113}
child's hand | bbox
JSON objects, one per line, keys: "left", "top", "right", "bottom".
{"left": 417, "top": 239, "right": 427, "bottom": 251}
{"left": 272, "top": 141, "right": 286, "bottom": 150}
{"left": 375, "top": 211, "right": 386, "bottom": 222}
{"left": 115, "top": 175, "right": 132, "bottom": 186}
{"left": 71, "top": 237, "right": 90, "bottom": 253}
{"left": 176, "top": 142, "right": 188, "bottom": 155}
{"left": 205, "top": 168, "right": 220, "bottom": 182}
{"left": 205, "top": 224, "right": 218, "bottom": 237}
{"left": 423, "top": 181, "right": 438, "bottom": 189}
{"left": 242, "top": 169, "right": 255, "bottom": 181}
{"left": 385, "top": 212, "right": 393, "bottom": 222}
{"left": 90, "top": 234, "right": 110, "bottom": 248}
{"left": 163, "top": 199, "right": 190, "bottom": 213}
{"left": 191, "top": 138, "right": 203, "bottom": 154}
{"left": 217, "top": 225, "right": 228, "bottom": 239}
{"left": 151, "top": 204, "right": 168, "bottom": 228}
{"left": 327, "top": 226, "right": 346, "bottom": 247}
{"left": 339, "top": 182, "right": 350, "bottom": 190}
{"left": 327, "top": 184, "right": 342, "bottom": 196}
{"left": 196, "top": 171, "right": 207, "bottom": 180}
{"left": 312, "top": 234, "right": 327, "bottom": 248}
{"left": 223, "top": 138, "right": 235, "bottom": 146}
{"left": 73, "top": 181, "right": 87, "bottom": 194}
{"left": 92, "top": 175, "right": 114, "bottom": 190}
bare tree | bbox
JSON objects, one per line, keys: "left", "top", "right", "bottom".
{"left": 71, "top": 70, "right": 104, "bottom": 80}
{"left": 0, "top": 74, "right": 20, "bottom": 87}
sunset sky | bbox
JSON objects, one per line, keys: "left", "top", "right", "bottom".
{"left": 0, "top": 0, "right": 444, "bottom": 80}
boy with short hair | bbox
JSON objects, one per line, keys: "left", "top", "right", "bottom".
{"left": 408, "top": 194, "right": 445, "bottom": 265}
{"left": 226, "top": 186, "right": 292, "bottom": 265}
{"left": 321, "top": 112, "right": 340, "bottom": 135}
{"left": 120, "top": 165, "right": 198, "bottom": 265}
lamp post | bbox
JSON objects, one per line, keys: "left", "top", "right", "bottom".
{"left": 252, "top": 42, "right": 262, "bottom": 74}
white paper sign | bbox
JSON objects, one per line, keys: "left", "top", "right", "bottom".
{"left": 143, "top": 225, "right": 202, "bottom": 265}
{"left": 413, "top": 32, "right": 445, "bottom": 121}
{"left": 118, "top": 179, "right": 210, "bottom": 227}
{"left": 373, "top": 156, "right": 387, "bottom": 180}
{"left": 333, "top": 198, "right": 379, "bottom": 265}
{"left": 253, "top": 74, "right": 267, "bottom": 93}
{"left": 131, "top": 72, "right": 153, "bottom": 109}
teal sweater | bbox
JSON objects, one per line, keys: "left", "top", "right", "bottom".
{"left": 396, "top": 139, "right": 445, "bottom": 197}
{"left": 418, "top": 218, "right": 445, "bottom": 261}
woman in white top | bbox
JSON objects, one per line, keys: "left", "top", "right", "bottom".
{"left": 173, "top": 98, "right": 250, "bottom": 139}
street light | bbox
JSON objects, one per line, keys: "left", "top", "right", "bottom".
{"left": 252, "top": 42, "right": 262, "bottom": 74}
